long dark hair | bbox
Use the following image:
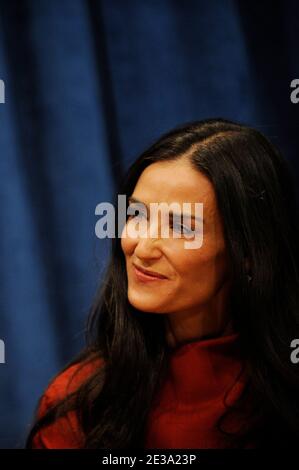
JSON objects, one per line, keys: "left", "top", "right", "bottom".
{"left": 26, "top": 118, "right": 299, "bottom": 449}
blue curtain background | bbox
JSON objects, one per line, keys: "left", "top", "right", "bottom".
{"left": 0, "top": 0, "right": 298, "bottom": 448}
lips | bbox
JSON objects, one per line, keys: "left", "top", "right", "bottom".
{"left": 132, "top": 263, "right": 167, "bottom": 279}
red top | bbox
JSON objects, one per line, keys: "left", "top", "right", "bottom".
{"left": 31, "top": 332, "right": 252, "bottom": 448}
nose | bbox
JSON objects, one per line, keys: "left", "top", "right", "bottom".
{"left": 134, "top": 236, "right": 162, "bottom": 259}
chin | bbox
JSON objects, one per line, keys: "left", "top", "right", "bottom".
{"left": 127, "top": 293, "right": 166, "bottom": 314}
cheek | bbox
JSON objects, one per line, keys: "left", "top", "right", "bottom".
{"left": 120, "top": 225, "right": 134, "bottom": 255}
{"left": 174, "top": 252, "right": 206, "bottom": 284}
{"left": 175, "top": 246, "right": 230, "bottom": 290}
{"left": 121, "top": 237, "right": 131, "bottom": 258}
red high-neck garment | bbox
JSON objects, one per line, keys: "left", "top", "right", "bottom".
{"left": 31, "top": 332, "right": 251, "bottom": 449}
{"left": 145, "top": 332, "right": 248, "bottom": 448}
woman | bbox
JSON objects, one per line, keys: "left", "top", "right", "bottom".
{"left": 26, "top": 118, "right": 299, "bottom": 449}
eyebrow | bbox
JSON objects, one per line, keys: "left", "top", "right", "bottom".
{"left": 127, "top": 196, "right": 204, "bottom": 223}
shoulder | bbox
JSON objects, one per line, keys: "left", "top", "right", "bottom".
{"left": 41, "top": 355, "right": 104, "bottom": 407}
{"left": 31, "top": 354, "right": 104, "bottom": 449}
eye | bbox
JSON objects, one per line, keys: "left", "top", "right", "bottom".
{"left": 170, "top": 214, "right": 194, "bottom": 235}
{"left": 171, "top": 222, "right": 193, "bottom": 235}
{"left": 126, "top": 204, "right": 147, "bottom": 221}
{"left": 127, "top": 212, "right": 146, "bottom": 220}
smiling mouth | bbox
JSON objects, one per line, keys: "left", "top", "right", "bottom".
{"left": 133, "top": 264, "right": 168, "bottom": 282}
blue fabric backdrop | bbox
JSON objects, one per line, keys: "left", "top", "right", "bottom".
{"left": 0, "top": 0, "right": 298, "bottom": 448}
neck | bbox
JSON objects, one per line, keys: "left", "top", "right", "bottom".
{"left": 165, "top": 278, "right": 233, "bottom": 348}
{"left": 165, "top": 311, "right": 234, "bottom": 348}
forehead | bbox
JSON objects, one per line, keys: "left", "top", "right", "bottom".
{"left": 132, "top": 159, "right": 216, "bottom": 210}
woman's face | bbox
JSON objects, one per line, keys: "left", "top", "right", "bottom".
{"left": 121, "top": 158, "right": 232, "bottom": 322}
